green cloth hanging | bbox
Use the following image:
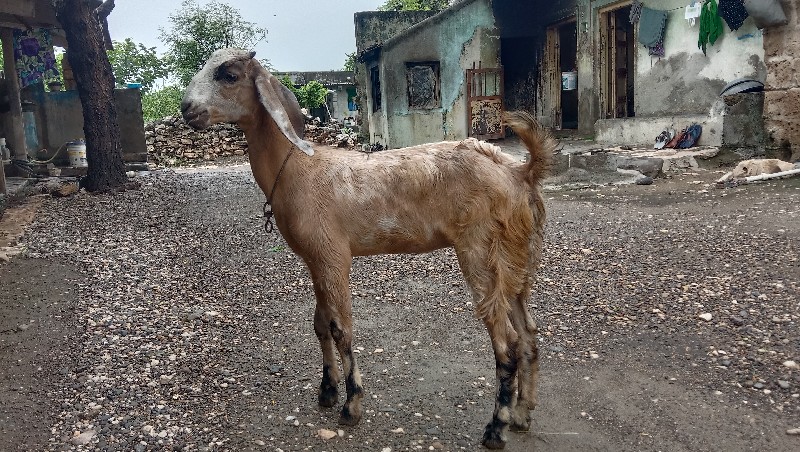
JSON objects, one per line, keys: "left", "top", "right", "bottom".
{"left": 698, "top": 0, "right": 724, "bottom": 55}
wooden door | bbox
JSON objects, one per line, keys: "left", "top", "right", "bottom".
{"left": 599, "top": 3, "right": 635, "bottom": 119}
{"left": 543, "top": 26, "right": 561, "bottom": 128}
{"left": 466, "top": 64, "right": 504, "bottom": 140}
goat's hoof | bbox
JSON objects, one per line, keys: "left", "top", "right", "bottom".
{"left": 481, "top": 424, "right": 507, "bottom": 450}
{"left": 337, "top": 405, "right": 362, "bottom": 426}
{"left": 318, "top": 388, "right": 339, "bottom": 408}
{"left": 509, "top": 409, "right": 531, "bottom": 432}
{"left": 509, "top": 421, "right": 530, "bottom": 433}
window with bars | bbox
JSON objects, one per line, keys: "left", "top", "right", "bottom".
{"left": 369, "top": 65, "right": 381, "bottom": 113}
{"left": 406, "top": 62, "right": 440, "bottom": 109}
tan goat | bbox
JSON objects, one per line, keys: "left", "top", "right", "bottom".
{"left": 181, "top": 49, "right": 555, "bottom": 449}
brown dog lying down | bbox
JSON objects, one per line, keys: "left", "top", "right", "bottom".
{"left": 718, "top": 159, "right": 798, "bottom": 182}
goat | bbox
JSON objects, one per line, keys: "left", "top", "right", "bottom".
{"left": 181, "top": 49, "right": 555, "bottom": 450}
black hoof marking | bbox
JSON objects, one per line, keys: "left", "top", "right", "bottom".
{"left": 482, "top": 423, "right": 506, "bottom": 450}
{"left": 338, "top": 406, "right": 362, "bottom": 426}
{"left": 318, "top": 387, "right": 338, "bottom": 408}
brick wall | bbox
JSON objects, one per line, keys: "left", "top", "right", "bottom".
{"left": 763, "top": 0, "right": 800, "bottom": 160}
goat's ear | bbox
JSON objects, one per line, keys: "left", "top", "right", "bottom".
{"left": 255, "top": 72, "right": 315, "bottom": 156}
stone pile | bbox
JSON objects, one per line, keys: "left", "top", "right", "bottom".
{"left": 304, "top": 118, "right": 360, "bottom": 148}
{"left": 145, "top": 116, "right": 248, "bottom": 165}
{"left": 146, "top": 116, "right": 361, "bottom": 166}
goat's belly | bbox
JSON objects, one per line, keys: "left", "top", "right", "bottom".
{"left": 349, "top": 226, "right": 451, "bottom": 256}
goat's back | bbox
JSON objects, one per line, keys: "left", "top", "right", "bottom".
{"left": 283, "top": 141, "right": 539, "bottom": 257}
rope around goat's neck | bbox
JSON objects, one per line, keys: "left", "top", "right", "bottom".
{"left": 263, "top": 145, "right": 294, "bottom": 234}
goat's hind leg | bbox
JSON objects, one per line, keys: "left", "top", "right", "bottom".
{"left": 481, "top": 314, "right": 519, "bottom": 449}
{"left": 508, "top": 291, "right": 539, "bottom": 432}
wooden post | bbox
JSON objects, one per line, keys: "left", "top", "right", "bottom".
{"left": 0, "top": 159, "right": 6, "bottom": 194}
{"left": 0, "top": 27, "right": 27, "bottom": 159}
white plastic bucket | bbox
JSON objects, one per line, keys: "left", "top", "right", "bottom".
{"left": 561, "top": 71, "right": 577, "bottom": 91}
{"left": 67, "top": 141, "right": 88, "bottom": 167}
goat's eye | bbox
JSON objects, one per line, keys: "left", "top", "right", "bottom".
{"left": 214, "top": 66, "right": 238, "bottom": 84}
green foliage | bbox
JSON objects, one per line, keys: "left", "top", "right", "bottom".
{"left": 278, "top": 77, "right": 329, "bottom": 110}
{"left": 378, "top": 0, "right": 450, "bottom": 11}
{"left": 299, "top": 81, "right": 328, "bottom": 110}
{"left": 107, "top": 38, "right": 169, "bottom": 93}
{"left": 160, "top": 0, "right": 267, "bottom": 87}
{"left": 278, "top": 75, "right": 300, "bottom": 98}
{"left": 343, "top": 52, "right": 356, "bottom": 72}
{"left": 142, "top": 85, "right": 184, "bottom": 122}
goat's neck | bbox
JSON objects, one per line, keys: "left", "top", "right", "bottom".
{"left": 240, "top": 114, "right": 297, "bottom": 202}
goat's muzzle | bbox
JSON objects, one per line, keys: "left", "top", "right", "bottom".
{"left": 181, "top": 100, "right": 210, "bottom": 130}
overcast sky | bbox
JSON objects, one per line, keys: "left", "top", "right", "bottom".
{"left": 107, "top": 0, "right": 384, "bottom": 72}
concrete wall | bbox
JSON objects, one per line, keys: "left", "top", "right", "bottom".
{"left": 632, "top": 0, "right": 765, "bottom": 117}
{"left": 377, "top": 0, "right": 499, "bottom": 148}
{"left": 22, "top": 86, "right": 147, "bottom": 164}
{"left": 762, "top": 0, "right": 799, "bottom": 160}
{"left": 354, "top": 10, "right": 437, "bottom": 142}
{"left": 329, "top": 86, "right": 357, "bottom": 120}
{"left": 585, "top": 0, "right": 767, "bottom": 145}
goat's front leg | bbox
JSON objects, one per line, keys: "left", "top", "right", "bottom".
{"left": 313, "top": 304, "right": 340, "bottom": 408}
{"left": 309, "top": 258, "right": 364, "bottom": 426}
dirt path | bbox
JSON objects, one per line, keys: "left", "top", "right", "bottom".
{"left": 0, "top": 166, "right": 798, "bottom": 451}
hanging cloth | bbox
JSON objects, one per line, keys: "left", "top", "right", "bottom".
{"left": 630, "top": 0, "right": 644, "bottom": 24}
{"left": 698, "top": 0, "right": 724, "bottom": 55}
{"left": 638, "top": 7, "right": 668, "bottom": 48}
{"left": 637, "top": 7, "right": 668, "bottom": 57}
{"left": 685, "top": 1, "right": 703, "bottom": 27}
{"left": 12, "top": 28, "right": 60, "bottom": 88}
{"left": 718, "top": 0, "right": 749, "bottom": 31}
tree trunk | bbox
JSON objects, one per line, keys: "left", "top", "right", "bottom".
{"left": 53, "top": 0, "right": 126, "bottom": 192}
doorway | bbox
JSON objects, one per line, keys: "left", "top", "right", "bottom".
{"left": 543, "top": 18, "right": 578, "bottom": 130}
{"left": 599, "top": 3, "right": 635, "bottom": 119}
{"left": 559, "top": 21, "right": 578, "bottom": 129}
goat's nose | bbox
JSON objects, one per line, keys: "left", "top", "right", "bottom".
{"left": 180, "top": 99, "right": 192, "bottom": 115}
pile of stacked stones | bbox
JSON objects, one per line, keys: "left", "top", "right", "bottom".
{"left": 145, "top": 116, "right": 248, "bottom": 165}
{"left": 146, "top": 116, "right": 362, "bottom": 165}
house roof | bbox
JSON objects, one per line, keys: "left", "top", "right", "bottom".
{"left": 0, "top": 1, "right": 67, "bottom": 46}
{"left": 273, "top": 71, "right": 356, "bottom": 87}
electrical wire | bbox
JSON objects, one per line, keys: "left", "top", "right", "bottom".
{"left": 28, "top": 142, "right": 70, "bottom": 165}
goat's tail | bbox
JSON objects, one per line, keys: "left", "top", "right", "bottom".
{"left": 504, "top": 111, "right": 556, "bottom": 186}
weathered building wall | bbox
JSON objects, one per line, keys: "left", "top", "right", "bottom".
{"left": 586, "top": 0, "right": 766, "bottom": 145}
{"left": 632, "top": 0, "right": 765, "bottom": 117}
{"left": 22, "top": 87, "right": 147, "bottom": 164}
{"left": 354, "top": 10, "right": 437, "bottom": 143}
{"left": 379, "top": 0, "right": 498, "bottom": 148}
{"left": 762, "top": 0, "right": 799, "bottom": 160}
{"left": 273, "top": 71, "right": 357, "bottom": 121}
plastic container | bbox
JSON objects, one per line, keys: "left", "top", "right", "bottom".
{"left": 561, "top": 71, "right": 577, "bottom": 91}
{"left": 67, "top": 140, "right": 88, "bottom": 167}
{"left": 127, "top": 83, "right": 142, "bottom": 89}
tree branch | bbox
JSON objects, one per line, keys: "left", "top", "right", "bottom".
{"left": 93, "top": 0, "right": 115, "bottom": 50}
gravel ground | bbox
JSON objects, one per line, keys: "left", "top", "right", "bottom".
{"left": 1, "top": 161, "right": 799, "bottom": 451}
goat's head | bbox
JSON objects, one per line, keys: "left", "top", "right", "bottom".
{"left": 181, "top": 48, "right": 314, "bottom": 156}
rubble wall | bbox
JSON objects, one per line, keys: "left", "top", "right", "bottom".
{"left": 763, "top": 0, "right": 800, "bottom": 160}
{"left": 145, "top": 117, "right": 360, "bottom": 165}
